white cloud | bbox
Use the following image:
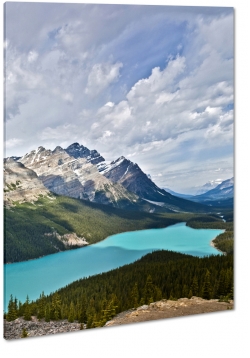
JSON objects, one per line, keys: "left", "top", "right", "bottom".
{"left": 85, "top": 62, "right": 123, "bottom": 96}
{"left": 4, "top": 4, "right": 234, "bottom": 191}
{"left": 28, "top": 51, "right": 38, "bottom": 63}
{"left": 5, "top": 138, "right": 23, "bottom": 149}
{"left": 105, "top": 102, "right": 114, "bottom": 107}
{"left": 40, "top": 124, "right": 78, "bottom": 141}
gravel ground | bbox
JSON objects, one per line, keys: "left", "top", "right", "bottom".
{"left": 105, "top": 297, "right": 234, "bottom": 327}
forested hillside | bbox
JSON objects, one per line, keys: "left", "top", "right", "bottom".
{"left": 186, "top": 214, "right": 234, "bottom": 254}
{"left": 4, "top": 194, "right": 194, "bottom": 263}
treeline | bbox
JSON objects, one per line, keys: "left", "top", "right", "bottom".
{"left": 4, "top": 194, "right": 199, "bottom": 263}
{"left": 5, "top": 250, "right": 233, "bottom": 327}
{"left": 186, "top": 215, "right": 234, "bottom": 254}
{"left": 213, "top": 231, "right": 234, "bottom": 254}
{"left": 4, "top": 208, "right": 66, "bottom": 263}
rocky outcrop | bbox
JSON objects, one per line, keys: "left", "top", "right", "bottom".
{"left": 105, "top": 297, "right": 234, "bottom": 327}
{"left": 4, "top": 158, "right": 50, "bottom": 205}
{"left": 44, "top": 232, "right": 88, "bottom": 247}
{"left": 4, "top": 317, "right": 84, "bottom": 340}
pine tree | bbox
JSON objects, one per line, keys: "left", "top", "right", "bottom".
{"left": 37, "top": 292, "right": 46, "bottom": 319}
{"left": 100, "top": 299, "right": 118, "bottom": 326}
{"left": 6, "top": 295, "right": 18, "bottom": 322}
{"left": 217, "top": 269, "right": 226, "bottom": 297}
{"left": 191, "top": 276, "right": 199, "bottom": 296}
{"left": 45, "top": 305, "right": 50, "bottom": 322}
{"left": 21, "top": 328, "right": 28, "bottom": 338}
{"left": 50, "top": 292, "right": 61, "bottom": 320}
{"left": 130, "top": 283, "right": 139, "bottom": 308}
{"left": 23, "top": 295, "right": 32, "bottom": 321}
{"left": 202, "top": 270, "right": 211, "bottom": 300}
{"left": 68, "top": 301, "right": 75, "bottom": 323}
{"left": 79, "top": 295, "right": 87, "bottom": 323}
{"left": 143, "top": 275, "right": 155, "bottom": 304}
{"left": 188, "top": 289, "right": 193, "bottom": 299}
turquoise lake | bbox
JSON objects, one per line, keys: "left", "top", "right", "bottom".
{"left": 4, "top": 223, "right": 223, "bottom": 311}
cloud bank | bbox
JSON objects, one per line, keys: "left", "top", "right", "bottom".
{"left": 4, "top": 3, "right": 234, "bottom": 192}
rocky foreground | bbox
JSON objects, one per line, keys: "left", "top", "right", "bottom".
{"left": 4, "top": 317, "right": 84, "bottom": 340}
{"left": 105, "top": 297, "right": 234, "bottom": 327}
{"left": 4, "top": 297, "right": 234, "bottom": 340}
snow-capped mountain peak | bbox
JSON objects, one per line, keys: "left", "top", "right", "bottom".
{"left": 65, "top": 143, "right": 105, "bottom": 164}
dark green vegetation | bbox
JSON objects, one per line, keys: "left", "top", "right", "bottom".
{"left": 186, "top": 212, "right": 234, "bottom": 254}
{"left": 5, "top": 250, "right": 233, "bottom": 327}
{"left": 213, "top": 232, "right": 234, "bottom": 255}
{"left": 5, "top": 194, "right": 198, "bottom": 263}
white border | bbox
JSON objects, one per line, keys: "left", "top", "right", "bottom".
{"left": 1, "top": 1, "right": 250, "bottom": 357}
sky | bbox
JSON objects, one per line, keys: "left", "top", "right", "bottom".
{"left": 4, "top": 2, "right": 234, "bottom": 193}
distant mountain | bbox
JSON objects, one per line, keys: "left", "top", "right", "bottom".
{"left": 194, "top": 178, "right": 234, "bottom": 201}
{"left": 162, "top": 188, "right": 194, "bottom": 200}
{"left": 97, "top": 156, "right": 209, "bottom": 213}
{"left": 194, "top": 179, "right": 223, "bottom": 195}
{"left": 187, "top": 178, "right": 234, "bottom": 207}
{"left": 64, "top": 142, "right": 105, "bottom": 165}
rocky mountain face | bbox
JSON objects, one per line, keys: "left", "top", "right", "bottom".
{"left": 4, "top": 158, "right": 50, "bottom": 205}
{"left": 98, "top": 156, "right": 208, "bottom": 213}
{"left": 19, "top": 146, "right": 140, "bottom": 209}
{"left": 6, "top": 142, "right": 212, "bottom": 213}
{"left": 97, "top": 156, "right": 169, "bottom": 200}
{"left": 65, "top": 142, "right": 105, "bottom": 164}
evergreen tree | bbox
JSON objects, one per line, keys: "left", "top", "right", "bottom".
{"left": 100, "top": 299, "right": 118, "bottom": 326}
{"left": 202, "top": 270, "right": 211, "bottom": 300}
{"left": 6, "top": 295, "right": 18, "bottom": 322}
{"left": 68, "top": 301, "right": 75, "bottom": 323}
{"left": 37, "top": 292, "right": 46, "bottom": 319}
{"left": 45, "top": 305, "right": 50, "bottom": 322}
{"left": 24, "top": 296, "right": 32, "bottom": 320}
{"left": 191, "top": 276, "right": 199, "bottom": 296}
{"left": 130, "top": 283, "right": 139, "bottom": 308}
{"left": 188, "top": 289, "right": 193, "bottom": 299}
{"left": 21, "top": 328, "right": 28, "bottom": 338}
{"left": 143, "top": 275, "right": 155, "bottom": 304}
{"left": 50, "top": 292, "right": 61, "bottom": 320}
{"left": 78, "top": 295, "right": 87, "bottom": 323}
{"left": 217, "top": 270, "right": 226, "bottom": 297}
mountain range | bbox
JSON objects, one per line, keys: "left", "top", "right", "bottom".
{"left": 4, "top": 142, "right": 210, "bottom": 213}
{"left": 164, "top": 177, "right": 234, "bottom": 207}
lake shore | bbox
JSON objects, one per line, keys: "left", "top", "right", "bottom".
{"left": 210, "top": 238, "right": 226, "bottom": 255}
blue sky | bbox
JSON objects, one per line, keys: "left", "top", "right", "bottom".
{"left": 4, "top": 3, "right": 234, "bottom": 192}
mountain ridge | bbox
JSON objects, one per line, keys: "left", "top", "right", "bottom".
{"left": 6, "top": 142, "right": 212, "bottom": 213}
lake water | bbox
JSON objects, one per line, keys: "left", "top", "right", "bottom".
{"left": 4, "top": 223, "right": 223, "bottom": 311}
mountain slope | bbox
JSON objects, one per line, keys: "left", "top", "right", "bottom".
{"left": 4, "top": 195, "right": 184, "bottom": 263}
{"left": 98, "top": 156, "right": 209, "bottom": 213}
{"left": 4, "top": 158, "right": 50, "bottom": 206}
